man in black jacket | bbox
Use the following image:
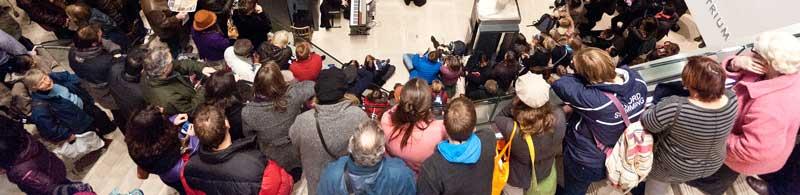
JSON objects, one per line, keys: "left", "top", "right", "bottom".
{"left": 107, "top": 48, "right": 147, "bottom": 133}
{"left": 417, "top": 97, "right": 496, "bottom": 195}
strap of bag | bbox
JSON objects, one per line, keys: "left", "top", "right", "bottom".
{"left": 314, "top": 109, "right": 338, "bottom": 159}
{"left": 499, "top": 122, "right": 519, "bottom": 157}
{"left": 524, "top": 135, "right": 538, "bottom": 191}
{"left": 602, "top": 92, "right": 631, "bottom": 126}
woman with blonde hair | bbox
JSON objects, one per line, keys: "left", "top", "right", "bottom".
{"left": 258, "top": 31, "right": 293, "bottom": 69}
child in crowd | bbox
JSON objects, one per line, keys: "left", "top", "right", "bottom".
{"left": 430, "top": 79, "right": 448, "bottom": 117}
{"left": 363, "top": 90, "right": 390, "bottom": 120}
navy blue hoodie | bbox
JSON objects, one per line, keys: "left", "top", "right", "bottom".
{"left": 552, "top": 66, "right": 648, "bottom": 168}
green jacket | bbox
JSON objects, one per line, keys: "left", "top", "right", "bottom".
{"left": 141, "top": 59, "right": 206, "bottom": 115}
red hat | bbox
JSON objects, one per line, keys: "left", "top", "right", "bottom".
{"left": 193, "top": 10, "right": 217, "bottom": 31}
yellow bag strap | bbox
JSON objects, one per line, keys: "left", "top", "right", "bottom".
{"left": 525, "top": 134, "right": 538, "bottom": 190}
{"left": 499, "top": 122, "right": 519, "bottom": 158}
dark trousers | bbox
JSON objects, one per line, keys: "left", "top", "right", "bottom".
{"left": 686, "top": 165, "right": 740, "bottom": 195}
{"left": 562, "top": 155, "right": 606, "bottom": 195}
{"left": 84, "top": 103, "right": 116, "bottom": 137}
{"left": 762, "top": 143, "right": 800, "bottom": 195}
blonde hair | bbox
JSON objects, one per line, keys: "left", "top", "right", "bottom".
{"left": 271, "top": 31, "right": 291, "bottom": 48}
{"left": 754, "top": 31, "right": 800, "bottom": 75}
{"left": 343, "top": 93, "right": 361, "bottom": 106}
{"left": 431, "top": 80, "right": 444, "bottom": 93}
{"left": 573, "top": 48, "right": 617, "bottom": 84}
{"left": 22, "top": 68, "right": 48, "bottom": 91}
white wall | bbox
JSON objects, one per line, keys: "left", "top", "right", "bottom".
{"left": 686, "top": 0, "right": 800, "bottom": 49}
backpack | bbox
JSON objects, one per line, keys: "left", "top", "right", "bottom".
{"left": 532, "top": 14, "right": 557, "bottom": 33}
{"left": 592, "top": 92, "right": 653, "bottom": 193}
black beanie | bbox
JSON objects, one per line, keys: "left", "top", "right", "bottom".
{"left": 315, "top": 68, "right": 348, "bottom": 105}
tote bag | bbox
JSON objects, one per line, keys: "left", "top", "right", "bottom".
{"left": 492, "top": 122, "right": 518, "bottom": 195}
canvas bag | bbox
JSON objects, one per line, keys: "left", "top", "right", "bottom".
{"left": 523, "top": 135, "right": 556, "bottom": 195}
{"left": 492, "top": 122, "right": 518, "bottom": 195}
{"left": 52, "top": 131, "right": 104, "bottom": 159}
{"left": 594, "top": 92, "right": 653, "bottom": 193}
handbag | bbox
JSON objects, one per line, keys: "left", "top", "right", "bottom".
{"left": 52, "top": 131, "right": 105, "bottom": 159}
{"left": 492, "top": 122, "right": 518, "bottom": 195}
{"left": 523, "top": 135, "right": 556, "bottom": 195}
{"left": 226, "top": 0, "right": 240, "bottom": 39}
{"left": 315, "top": 109, "right": 338, "bottom": 159}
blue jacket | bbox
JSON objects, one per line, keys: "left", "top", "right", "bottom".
{"left": 552, "top": 66, "right": 648, "bottom": 168}
{"left": 30, "top": 72, "right": 95, "bottom": 142}
{"left": 318, "top": 156, "right": 416, "bottom": 195}
{"left": 409, "top": 54, "right": 442, "bottom": 84}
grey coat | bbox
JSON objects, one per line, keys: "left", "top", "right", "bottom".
{"left": 242, "top": 81, "right": 315, "bottom": 171}
{"left": 289, "top": 100, "right": 368, "bottom": 195}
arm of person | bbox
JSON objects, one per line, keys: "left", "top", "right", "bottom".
{"left": 726, "top": 106, "right": 787, "bottom": 166}
{"left": 720, "top": 53, "right": 764, "bottom": 83}
{"left": 30, "top": 104, "right": 73, "bottom": 142}
{"left": 551, "top": 75, "right": 601, "bottom": 109}
{"left": 0, "top": 31, "right": 27, "bottom": 55}
{"left": 415, "top": 163, "right": 442, "bottom": 195}
{"left": 173, "top": 59, "right": 207, "bottom": 75}
{"left": 641, "top": 97, "right": 679, "bottom": 134}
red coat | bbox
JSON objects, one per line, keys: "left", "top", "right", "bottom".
{"left": 289, "top": 53, "right": 323, "bottom": 81}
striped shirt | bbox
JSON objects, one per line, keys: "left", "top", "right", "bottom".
{"left": 642, "top": 90, "right": 738, "bottom": 182}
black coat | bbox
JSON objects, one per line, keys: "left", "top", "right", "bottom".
{"left": 232, "top": 11, "right": 272, "bottom": 48}
{"left": 107, "top": 61, "right": 146, "bottom": 131}
{"left": 2, "top": 122, "right": 69, "bottom": 195}
{"left": 417, "top": 129, "right": 496, "bottom": 195}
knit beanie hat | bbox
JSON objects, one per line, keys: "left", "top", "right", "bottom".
{"left": 515, "top": 72, "right": 550, "bottom": 108}
{"left": 315, "top": 68, "right": 348, "bottom": 105}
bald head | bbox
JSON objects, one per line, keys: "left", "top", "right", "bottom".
{"left": 349, "top": 120, "right": 385, "bottom": 167}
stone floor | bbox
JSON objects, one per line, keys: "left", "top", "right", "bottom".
{"left": 0, "top": 0, "right": 758, "bottom": 194}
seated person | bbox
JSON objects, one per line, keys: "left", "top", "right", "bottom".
{"left": 317, "top": 120, "right": 417, "bottom": 194}
{"left": 417, "top": 97, "right": 496, "bottom": 194}
{"left": 464, "top": 52, "right": 492, "bottom": 100}
{"left": 257, "top": 31, "right": 293, "bottom": 70}
{"left": 404, "top": 49, "right": 442, "bottom": 84}
{"left": 364, "top": 55, "right": 395, "bottom": 87}
{"left": 224, "top": 39, "right": 261, "bottom": 83}
{"left": 289, "top": 41, "right": 323, "bottom": 81}
{"left": 182, "top": 105, "right": 293, "bottom": 195}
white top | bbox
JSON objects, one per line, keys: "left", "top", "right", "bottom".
{"left": 224, "top": 46, "right": 260, "bottom": 83}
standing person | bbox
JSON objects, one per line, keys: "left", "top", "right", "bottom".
{"left": 141, "top": 0, "right": 190, "bottom": 57}
{"left": 493, "top": 72, "right": 566, "bottom": 194}
{"left": 243, "top": 62, "right": 315, "bottom": 180}
{"left": 614, "top": 17, "right": 658, "bottom": 66}
{"left": 317, "top": 120, "right": 417, "bottom": 195}
{"left": 438, "top": 56, "right": 463, "bottom": 96}
{"left": 642, "top": 56, "right": 738, "bottom": 195}
{"left": 16, "top": 0, "right": 74, "bottom": 39}
{"left": 203, "top": 71, "right": 245, "bottom": 140}
{"left": 231, "top": 0, "right": 272, "bottom": 48}
{"left": 289, "top": 41, "right": 323, "bottom": 81}
{"left": 68, "top": 25, "right": 121, "bottom": 112}
{"left": 289, "top": 68, "right": 368, "bottom": 195}
{"left": 491, "top": 51, "right": 521, "bottom": 92}
{"left": 182, "top": 105, "right": 294, "bottom": 195}
{"left": 107, "top": 48, "right": 147, "bottom": 133}
{"left": 745, "top": 143, "right": 800, "bottom": 195}
{"left": 417, "top": 97, "right": 496, "bottom": 194}
{"left": 381, "top": 78, "right": 447, "bottom": 173}
{"left": 404, "top": 49, "right": 442, "bottom": 84}
{"left": 225, "top": 39, "right": 260, "bottom": 83}
{"left": 257, "top": 31, "right": 293, "bottom": 70}
{"left": 126, "top": 106, "right": 197, "bottom": 194}
{"left": 141, "top": 49, "right": 216, "bottom": 115}
{"left": 65, "top": 3, "right": 130, "bottom": 50}
{"left": 196, "top": 0, "right": 234, "bottom": 38}
{"left": 551, "top": 48, "right": 648, "bottom": 195}
{"left": 687, "top": 31, "right": 800, "bottom": 195}
{"left": 192, "top": 9, "right": 230, "bottom": 68}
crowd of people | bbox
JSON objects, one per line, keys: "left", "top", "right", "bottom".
{"left": 0, "top": 0, "right": 799, "bottom": 195}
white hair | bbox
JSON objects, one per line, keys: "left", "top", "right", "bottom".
{"left": 143, "top": 49, "right": 173, "bottom": 78}
{"left": 348, "top": 120, "right": 385, "bottom": 167}
{"left": 271, "top": 31, "right": 291, "bottom": 48}
{"left": 754, "top": 31, "right": 800, "bottom": 75}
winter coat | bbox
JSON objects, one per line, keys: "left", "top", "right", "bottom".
{"left": 106, "top": 59, "right": 146, "bottom": 129}
{"left": 192, "top": 29, "right": 229, "bottom": 62}
{"left": 4, "top": 129, "right": 69, "bottom": 195}
{"left": 408, "top": 54, "right": 442, "bottom": 84}
{"left": 492, "top": 103, "right": 566, "bottom": 189}
{"left": 15, "top": 0, "right": 67, "bottom": 31}
{"left": 289, "top": 101, "right": 369, "bottom": 195}
{"left": 30, "top": 72, "right": 95, "bottom": 142}
{"left": 68, "top": 39, "right": 122, "bottom": 110}
{"left": 242, "top": 81, "right": 315, "bottom": 171}
{"left": 317, "top": 156, "right": 416, "bottom": 195}
{"left": 416, "top": 129, "right": 496, "bottom": 195}
{"left": 232, "top": 10, "right": 272, "bottom": 48}
{"left": 141, "top": 0, "right": 184, "bottom": 40}
{"left": 0, "top": 30, "right": 27, "bottom": 66}
{"left": 551, "top": 66, "right": 648, "bottom": 168}
{"left": 81, "top": 0, "right": 127, "bottom": 31}
{"left": 380, "top": 106, "right": 447, "bottom": 173}
{"left": 465, "top": 64, "right": 492, "bottom": 97}
{"left": 491, "top": 62, "right": 520, "bottom": 92}
{"left": 182, "top": 136, "right": 294, "bottom": 195}
{"left": 439, "top": 65, "right": 462, "bottom": 86}
{"left": 84, "top": 8, "right": 129, "bottom": 49}
{"left": 257, "top": 43, "right": 292, "bottom": 70}
{"left": 722, "top": 55, "right": 800, "bottom": 175}
{"left": 348, "top": 68, "right": 375, "bottom": 97}
{"left": 224, "top": 46, "right": 259, "bottom": 83}
{"left": 141, "top": 59, "right": 206, "bottom": 115}
{"left": 289, "top": 53, "right": 324, "bottom": 81}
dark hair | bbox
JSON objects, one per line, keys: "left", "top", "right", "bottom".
{"left": 683, "top": 56, "right": 726, "bottom": 102}
{"left": 125, "top": 106, "right": 180, "bottom": 159}
{"left": 75, "top": 25, "right": 100, "bottom": 49}
{"left": 390, "top": 78, "right": 433, "bottom": 149}
{"left": 194, "top": 105, "right": 228, "bottom": 150}
{"left": 236, "top": 0, "right": 259, "bottom": 15}
{"left": 427, "top": 50, "right": 441, "bottom": 62}
{"left": 444, "top": 97, "right": 476, "bottom": 141}
{"left": 204, "top": 71, "right": 240, "bottom": 109}
{"left": 640, "top": 17, "right": 658, "bottom": 37}
{"left": 257, "top": 43, "right": 292, "bottom": 66}
{"left": 253, "top": 61, "right": 289, "bottom": 112}
{"left": 233, "top": 39, "right": 254, "bottom": 57}
{"left": 12, "top": 55, "right": 35, "bottom": 74}
{"left": 364, "top": 55, "right": 376, "bottom": 71}
{"left": 125, "top": 48, "right": 147, "bottom": 77}
{"left": 511, "top": 97, "right": 555, "bottom": 136}
{"left": 444, "top": 55, "right": 463, "bottom": 72}
{"left": 662, "top": 4, "right": 676, "bottom": 15}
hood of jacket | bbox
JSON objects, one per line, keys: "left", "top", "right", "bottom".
{"left": 436, "top": 133, "right": 482, "bottom": 164}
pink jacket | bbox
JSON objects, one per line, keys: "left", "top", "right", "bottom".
{"left": 381, "top": 106, "right": 447, "bottom": 173}
{"left": 723, "top": 55, "right": 800, "bottom": 175}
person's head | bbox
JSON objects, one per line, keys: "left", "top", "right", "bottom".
{"left": 348, "top": 120, "right": 386, "bottom": 167}
{"left": 390, "top": 78, "right": 433, "bottom": 148}
{"left": 654, "top": 41, "right": 680, "bottom": 58}
{"left": 485, "top": 79, "right": 499, "bottom": 95}
{"left": 393, "top": 83, "right": 403, "bottom": 101}
{"left": 503, "top": 50, "right": 516, "bottom": 64}
{"left": 661, "top": 4, "right": 676, "bottom": 16}
{"left": 444, "top": 97, "right": 476, "bottom": 141}
{"left": 513, "top": 73, "right": 555, "bottom": 135}
{"left": 271, "top": 31, "right": 291, "bottom": 48}
{"left": 233, "top": 39, "right": 254, "bottom": 57}
{"left": 143, "top": 49, "right": 174, "bottom": 79}
{"left": 682, "top": 56, "right": 726, "bottom": 102}
{"left": 364, "top": 55, "right": 377, "bottom": 70}
{"left": 238, "top": 0, "right": 259, "bottom": 15}
{"left": 367, "top": 90, "right": 387, "bottom": 103}
{"left": 74, "top": 25, "right": 101, "bottom": 49}
{"left": 541, "top": 35, "right": 557, "bottom": 51}
{"left": 431, "top": 79, "right": 444, "bottom": 93}
{"left": 125, "top": 48, "right": 147, "bottom": 78}
{"left": 65, "top": 3, "right": 91, "bottom": 24}
{"left": 253, "top": 61, "right": 289, "bottom": 111}
{"left": 204, "top": 71, "right": 239, "bottom": 108}
{"left": 315, "top": 67, "right": 349, "bottom": 105}
{"left": 444, "top": 56, "right": 462, "bottom": 71}
{"left": 639, "top": 17, "right": 658, "bottom": 37}
{"left": 11, "top": 55, "right": 35, "bottom": 74}
{"left": 569, "top": 35, "right": 584, "bottom": 51}
{"left": 753, "top": 31, "right": 800, "bottom": 75}
{"left": 22, "top": 68, "right": 52, "bottom": 92}
{"left": 427, "top": 49, "right": 441, "bottom": 62}
{"left": 193, "top": 9, "right": 218, "bottom": 32}
{"left": 573, "top": 47, "right": 616, "bottom": 84}
{"left": 125, "top": 105, "right": 180, "bottom": 158}
{"left": 295, "top": 41, "right": 311, "bottom": 61}
{"left": 558, "top": 17, "right": 572, "bottom": 28}
{"left": 193, "top": 105, "right": 231, "bottom": 151}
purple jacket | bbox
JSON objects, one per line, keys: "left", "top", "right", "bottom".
{"left": 6, "top": 131, "right": 68, "bottom": 194}
{"left": 192, "top": 30, "right": 229, "bottom": 61}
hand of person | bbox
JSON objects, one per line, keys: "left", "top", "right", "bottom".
{"left": 731, "top": 55, "right": 767, "bottom": 75}
{"left": 176, "top": 12, "right": 188, "bottom": 20}
{"left": 255, "top": 4, "right": 263, "bottom": 14}
{"left": 172, "top": 113, "right": 189, "bottom": 125}
{"left": 67, "top": 134, "right": 77, "bottom": 143}
{"left": 186, "top": 124, "right": 196, "bottom": 136}
{"left": 201, "top": 67, "right": 217, "bottom": 76}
